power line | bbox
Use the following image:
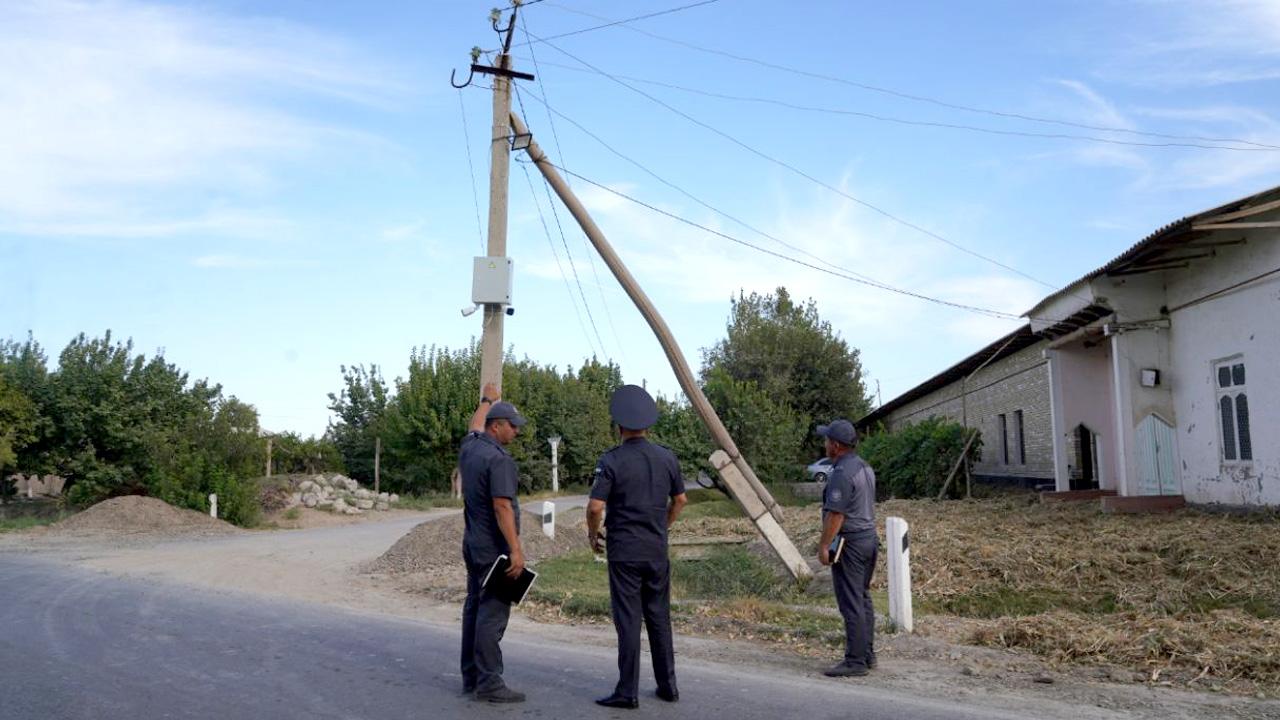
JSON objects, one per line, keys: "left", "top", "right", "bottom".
{"left": 501, "top": 0, "right": 724, "bottom": 50}
{"left": 540, "top": 3, "right": 1280, "bottom": 152}
{"left": 456, "top": 90, "right": 486, "bottom": 252}
{"left": 519, "top": 161, "right": 601, "bottom": 358}
{"left": 513, "top": 86, "right": 610, "bottom": 359}
{"left": 517, "top": 89, "right": 891, "bottom": 290}
{"left": 528, "top": 31, "right": 1063, "bottom": 291}
{"left": 542, "top": 158, "right": 1035, "bottom": 322}
{"left": 513, "top": 57, "right": 1276, "bottom": 153}
{"left": 519, "top": 17, "right": 629, "bottom": 365}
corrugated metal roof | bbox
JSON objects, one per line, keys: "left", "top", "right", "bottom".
{"left": 1027, "top": 183, "right": 1280, "bottom": 315}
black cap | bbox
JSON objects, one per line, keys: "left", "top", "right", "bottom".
{"left": 486, "top": 401, "right": 527, "bottom": 427}
{"left": 817, "top": 419, "right": 857, "bottom": 446}
{"left": 609, "top": 384, "right": 659, "bottom": 430}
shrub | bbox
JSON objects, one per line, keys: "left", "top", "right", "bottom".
{"left": 859, "top": 417, "right": 981, "bottom": 499}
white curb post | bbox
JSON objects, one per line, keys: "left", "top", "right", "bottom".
{"left": 208, "top": 493, "right": 218, "bottom": 519}
{"left": 548, "top": 436, "right": 561, "bottom": 493}
{"left": 886, "top": 516, "right": 913, "bottom": 633}
{"left": 541, "top": 500, "right": 555, "bottom": 539}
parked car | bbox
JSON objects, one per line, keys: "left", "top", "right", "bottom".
{"left": 805, "top": 457, "right": 834, "bottom": 483}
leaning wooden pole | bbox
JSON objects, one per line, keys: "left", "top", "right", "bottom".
{"left": 512, "top": 113, "right": 810, "bottom": 582}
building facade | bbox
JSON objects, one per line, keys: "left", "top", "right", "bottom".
{"left": 862, "top": 184, "right": 1280, "bottom": 506}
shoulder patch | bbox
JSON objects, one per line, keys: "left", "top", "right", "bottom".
{"left": 829, "top": 488, "right": 843, "bottom": 502}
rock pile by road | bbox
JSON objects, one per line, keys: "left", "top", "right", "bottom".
{"left": 291, "top": 474, "right": 400, "bottom": 515}
{"left": 46, "top": 496, "right": 241, "bottom": 537}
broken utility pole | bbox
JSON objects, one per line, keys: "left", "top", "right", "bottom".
{"left": 510, "top": 113, "right": 811, "bottom": 583}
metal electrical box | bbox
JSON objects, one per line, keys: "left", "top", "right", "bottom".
{"left": 472, "top": 256, "right": 514, "bottom": 305}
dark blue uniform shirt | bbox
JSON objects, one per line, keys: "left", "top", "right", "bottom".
{"left": 459, "top": 431, "right": 521, "bottom": 566}
{"left": 590, "top": 438, "right": 685, "bottom": 562}
{"left": 822, "top": 453, "right": 877, "bottom": 535}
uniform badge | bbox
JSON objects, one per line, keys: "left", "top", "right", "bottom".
{"left": 830, "top": 488, "right": 842, "bottom": 502}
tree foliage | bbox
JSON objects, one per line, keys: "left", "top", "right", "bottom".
{"left": 699, "top": 286, "right": 872, "bottom": 479}
{"left": 859, "top": 417, "right": 982, "bottom": 499}
{"left": 0, "top": 331, "right": 338, "bottom": 526}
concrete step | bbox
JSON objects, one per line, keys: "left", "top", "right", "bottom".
{"left": 1040, "top": 489, "right": 1117, "bottom": 503}
{"left": 1100, "top": 495, "right": 1186, "bottom": 514}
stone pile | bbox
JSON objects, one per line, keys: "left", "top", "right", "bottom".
{"left": 6, "top": 474, "right": 67, "bottom": 498}
{"left": 290, "top": 473, "right": 399, "bottom": 516}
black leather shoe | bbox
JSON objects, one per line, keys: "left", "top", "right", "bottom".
{"left": 595, "top": 693, "right": 639, "bottom": 709}
{"left": 655, "top": 687, "right": 679, "bottom": 702}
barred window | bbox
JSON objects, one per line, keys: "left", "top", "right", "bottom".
{"left": 1215, "top": 359, "right": 1252, "bottom": 463}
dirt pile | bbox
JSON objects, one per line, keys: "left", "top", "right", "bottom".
{"left": 370, "top": 508, "right": 591, "bottom": 576}
{"left": 47, "top": 496, "right": 241, "bottom": 537}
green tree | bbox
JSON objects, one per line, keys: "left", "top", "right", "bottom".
{"left": 0, "top": 374, "right": 38, "bottom": 481}
{"left": 326, "top": 364, "right": 390, "bottom": 484}
{"left": 702, "top": 368, "right": 807, "bottom": 484}
{"left": 650, "top": 395, "right": 714, "bottom": 484}
{"left": 701, "top": 287, "right": 871, "bottom": 463}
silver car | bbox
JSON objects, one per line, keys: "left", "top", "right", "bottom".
{"left": 805, "top": 457, "right": 834, "bottom": 483}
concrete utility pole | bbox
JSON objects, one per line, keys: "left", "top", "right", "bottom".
{"left": 511, "top": 113, "right": 810, "bottom": 582}
{"left": 265, "top": 437, "right": 273, "bottom": 478}
{"left": 479, "top": 49, "right": 513, "bottom": 394}
{"left": 374, "top": 436, "right": 381, "bottom": 495}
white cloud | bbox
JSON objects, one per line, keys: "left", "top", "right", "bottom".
{"left": 1107, "top": 0, "right": 1280, "bottom": 88}
{"left": 0, "top": 0, "right": 407, "bottom": 238}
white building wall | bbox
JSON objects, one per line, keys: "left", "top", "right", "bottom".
{"left": 1049, "top": 339, "right": 1118, "bottom": 490}
{"left": 1165, "top": 230, "right": 1280, "bottom": 505}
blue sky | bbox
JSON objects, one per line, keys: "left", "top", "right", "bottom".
{"left": 3, "top": 0, "right": 1279, "bottom": 436}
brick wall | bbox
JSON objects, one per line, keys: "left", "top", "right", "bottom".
{"left": 883, "top": 341, "right": 1055, "bottom": 481}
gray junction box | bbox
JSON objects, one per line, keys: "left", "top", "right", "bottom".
{"left": 472, "top": 256, "right": 514, "bottom": 305}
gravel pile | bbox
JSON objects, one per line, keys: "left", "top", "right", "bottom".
{"left": 370, "top": 508, "right": 591, "bottom": 576}
{"left": 47, "top": 496, "right": 241, "bottom": 537}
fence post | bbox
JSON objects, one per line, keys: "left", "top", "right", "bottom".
{"left": 209, "top": 493, "right": 218, "bottom": 520}
{"left": 541, "top": 500, "right": 555, "bottom": 539}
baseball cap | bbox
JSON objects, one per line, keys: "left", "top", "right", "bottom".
{"left": 817, "top": 419, "right": 857, "bottom": 446}
{"left": 486, "top": 401, "right": 527, "bottom": 427}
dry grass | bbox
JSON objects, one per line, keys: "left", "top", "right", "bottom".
{"left": 691, "top": 495, "right": 1280, "bottom": 692}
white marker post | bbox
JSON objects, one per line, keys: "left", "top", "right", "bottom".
{"left": 548, "top": 436, "right": 561, "bottom": 493}
{"left": 208, "top": 493, "right": 218, "bottom": 519}
{"left": 886, "top": 516, "right": 913, "bottom": 633}
{"left": 541, "top": 500, "right": 555, "bottom": 539}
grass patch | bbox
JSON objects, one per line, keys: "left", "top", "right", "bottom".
{"left": 0, "top": 515, "right": 64, "bottom": 532}
{"left": 680, "top": 499, "right": 743, "bottom": 520}
{"left": 527, "top": 549, "right": 613, "bottom": 618}
{"left": 766, "top": 483, "right": 818, "bottom": 507}
{"left": 393, "top": 494, "right": 462, "bottom": 511}
{"left": 673, "top": 546, "right": 785, "bottom": 600}
{"left": 282, "top": 507, "right": 301, "bottom": 521}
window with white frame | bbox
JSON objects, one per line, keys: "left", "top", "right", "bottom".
{"left": 1215, "top": 359, "right": 1252, "bottom": 462}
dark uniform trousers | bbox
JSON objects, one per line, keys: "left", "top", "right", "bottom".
{"left": 607, "top": 559, "right": 678, "bottom": 700}
{"left": 460, "top": 560, "right": 512, "bottom": 693}
{"left": 831, "top": 529, "right": 878, "bottom": 668}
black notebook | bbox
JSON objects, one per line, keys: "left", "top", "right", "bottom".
{"left": 482, "top": 554, "right": 538, "bottom": 605}
{"left": 829, "top": 537, "right": 845, "bottom": 564}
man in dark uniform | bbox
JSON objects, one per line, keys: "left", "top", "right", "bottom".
{"left": 587, "top": 385, "right": 689, "bottom": 709}
{"left": 458, "top": 383, "right": 528, "bottom": 703}
{"left": 815, "top": 418, "right": 879, "bottom": 677}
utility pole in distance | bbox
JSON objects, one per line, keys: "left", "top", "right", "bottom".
{"left": 453, "top": 4, "right": 535, "bottom": 396}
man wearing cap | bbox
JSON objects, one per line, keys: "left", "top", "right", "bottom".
{"left": 587, "top": 385, "right": 688, "bottom": 709}
{"left": 458, "top": 382, "right": 528, "bottom": 703}
{"left": 816, "top": 418, "right": 879, "bottom": 678}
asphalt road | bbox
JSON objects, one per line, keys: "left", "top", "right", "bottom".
{"left": 0, "top": 556, "right": 1036, "bottom": 720}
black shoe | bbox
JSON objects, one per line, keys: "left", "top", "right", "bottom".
{"left": 595, "top": 693, "right": 639, "bottom": 709}
{"left": 461, "top": 686, "right": 476, "bottom": 697}
{"left": 824, "top": 662, "right": 869, "bottom": 677}
{"left": 868, "top": 654, "right": 878, "bottom": 669}
{"left": 655, "top": 687, "right": 679, "bottom": 702}
{"left": 475, "top": 686, "right": 526, "bottom": 703}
